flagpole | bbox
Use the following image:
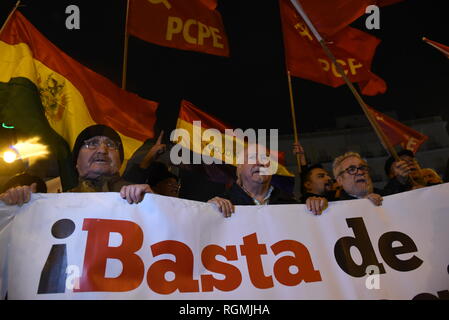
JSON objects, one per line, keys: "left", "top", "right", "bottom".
{"left": 0, "top": 1, "right": 21, "bottom": 37}
{"left": 422, "top": 37, "right": 449, "bottom": 58}
{"left": 289, "top": 0, "right": 400, "bottom": 162}
{"left": 287, "top": 70, "right": 302, "bottom": 174}
{"left": 121, "top": 0, "right": 130, "bottom": 89}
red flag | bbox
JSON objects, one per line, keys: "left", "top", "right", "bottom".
{"left": 127, "top": 0, "right": 229, "bottom": 57}
{"left": 423, "top": 37, "right": 449, "bottom": 58}
{"left": 295, "top": 0, "right": 404, "bottom": 37}
{"left": 279, "top": 0, "right": 387, "bottom": 95}
{"left": 368, "top": 106, "right": 428, "bottom": 153}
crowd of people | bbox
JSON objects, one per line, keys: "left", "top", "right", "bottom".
{"left": 0, "top": 124, "right": 446, "bottom": 217}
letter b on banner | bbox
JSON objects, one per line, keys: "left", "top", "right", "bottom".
{"left": 75, "top": 219, "right": 145, "bottom": 292}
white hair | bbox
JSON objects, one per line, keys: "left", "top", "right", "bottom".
{"left": 332, "top": 152, "right": 366, "bottom": 178}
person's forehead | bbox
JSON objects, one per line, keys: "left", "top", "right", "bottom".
{"left": 341, "top": 156, "right": 364, "bottom": 167}
{"left": 311, "top": 168, "right": 328, "bottom": 177}
{"left": 85, "top": 135, "right": 113, "bottom": 141}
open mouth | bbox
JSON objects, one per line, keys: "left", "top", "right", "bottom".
{"left": 91, "top": 157, "right": 111, "bottom": 164}
{"left": 355, "top": 178, "right": 366, "bottom": 183}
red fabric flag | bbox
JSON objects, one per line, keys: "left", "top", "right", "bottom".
{"left": 423, "top": 37, "right": 449, "bottom": 58}
{"left": 368, "top": 106, "right": 428, "bottom": 153}
{"left": 279, "top": 0, "right": 387, "bottom": 95}
{"left": 128, "top": 0, "right": 229, "bottom": 57}
{"left": 295, "top": 0, "right": 404, "bottom": 37}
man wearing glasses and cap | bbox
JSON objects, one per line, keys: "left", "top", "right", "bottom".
{"left": 333, "top": 152, "right": 385, "bottom": 206}
{"left": 0, "top": 124, "right": 153, "bottom": 205}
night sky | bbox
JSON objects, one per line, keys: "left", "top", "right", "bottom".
{"left": 1, "top": 0, "right": 448, "bottom": 139}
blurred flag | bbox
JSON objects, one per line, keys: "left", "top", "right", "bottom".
{"left": 128, "top": 0, "right": 229, "bottom": 57}
{"left": 0, "top": 12, "right": 159, "bottom": 190}
{"left": 368, "top": 106, "right": 428, "bottom": 153}
{"left": 296, "top": 0, "right": 404, "bottom": 37}
{"left": 422, "top": 37, "right": 449, "bottom": 58}
{"left": 279, "top": 0, "right": 387, "bottom": 95}
{"left": 175, "top": 100, "right": 294, "bottom": 177}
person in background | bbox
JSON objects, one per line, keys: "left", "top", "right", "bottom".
{"left": 147, "top": 161, "right": 180, "bottom": 198}
{"left": 122, "top": 130, "right": 171, "bottom": 184}
{"left": 292, "top": 141, "right": 336, "bottom": 203}
{"left": 383, "top": 149, "right": 426, "bottom": 195}
{"left": 299, "top": 164, "right": 337, "bottom": 203}
{"left": 420, "top": 168, "right": 443, "bottom": 186}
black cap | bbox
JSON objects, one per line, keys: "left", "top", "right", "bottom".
{"left": 384, "top": 149, "right": 415, "bottom": 175}
{"left": 72, "top": 124, "right": 124, "bottom": 165}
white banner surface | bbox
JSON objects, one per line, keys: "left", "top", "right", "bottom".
{"left": 1, "top": 183, "right": 448, "bottom": 300}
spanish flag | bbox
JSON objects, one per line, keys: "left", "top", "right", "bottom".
{"left": 174, "top": 100, "right": 293, "bottom": 177}
{"left": 0, "top": 12, "right": 158, "bottom": 190}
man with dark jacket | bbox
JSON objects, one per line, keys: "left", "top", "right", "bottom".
{"left": 299, "top": 164, "right": 337, "bottom": 203}
{"left": 208, "top": 143, "right": 328, "bottom": 217}
{"left": 332, "top": 152, "right": 384, "bottom": 206}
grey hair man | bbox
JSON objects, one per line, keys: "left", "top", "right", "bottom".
{"left": 208, "top": 143, "right": 329, "bottom": 217}
{"left": 333, "top": 152, "right": 384, "bottom": 206}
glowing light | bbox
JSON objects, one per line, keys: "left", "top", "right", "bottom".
{"left": 3, "top": 151, "right": 17, "bottom": 163}
{"left": 2, "top": 137, "right": 49, "bottom": 165}
{"left": 2, "top": 123, "right": 14, "bottom": 129}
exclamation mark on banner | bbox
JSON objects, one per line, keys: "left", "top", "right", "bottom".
{"left": 37, "top": 219, "right": 75, "bottom": 294}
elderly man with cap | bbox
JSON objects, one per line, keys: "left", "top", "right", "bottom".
{"left": 0, "top": 124, "right": 153, "bottom": 205}
{"left": 383, "top": 149, "right": 426, "bottom": 195}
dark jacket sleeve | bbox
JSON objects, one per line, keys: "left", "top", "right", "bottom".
{"left": 382, "top": 177, "right": 411, "bottom": 196}
{"left": 122, "top": 163, "right": 150, "bottom": 184}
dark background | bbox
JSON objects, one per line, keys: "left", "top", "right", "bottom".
{"left": 1, "top": 0, "right": 448, "bottom": 137}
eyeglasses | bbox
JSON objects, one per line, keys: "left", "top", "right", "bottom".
{"left": 338, "top": 165, "right": 370, "bottom": 176}
{"left": 82, "top": 138, "right": 120, "bottom": 150}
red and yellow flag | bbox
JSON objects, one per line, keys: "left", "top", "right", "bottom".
{"left": 128, "top": 0, "right": 229, "bottom": 57}
{"left": 368, "top": 106, "right": 428, "bottom": 153}
{"left": 0, "top": 11, "right": 159, "bottom": 169}
{"left": 175, "top": 100, "right": 293, "bottom": 177}
{"left": 279, "top": 0, "right": 387, "bottom": 95}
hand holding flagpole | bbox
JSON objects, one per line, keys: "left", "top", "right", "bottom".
{"left": 289, "top": 0, "right": 400, "bottom": 162}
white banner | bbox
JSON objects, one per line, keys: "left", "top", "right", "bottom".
{"left": 1, "top": 183, "right": 449, "bottom": 300}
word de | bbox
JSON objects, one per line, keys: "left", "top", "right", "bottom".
{"left": 334, "top": 217, "right": 423, "bottom": 278}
